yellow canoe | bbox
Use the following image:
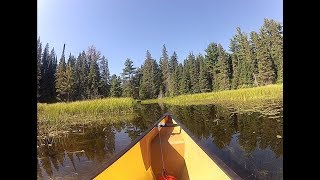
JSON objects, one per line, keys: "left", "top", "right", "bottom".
{"left": 89, "top": 113, "right": 241, "bottom": 180}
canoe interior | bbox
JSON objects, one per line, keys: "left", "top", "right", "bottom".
{"left": 93, "top": 114, "right": 238, "bottom": 180}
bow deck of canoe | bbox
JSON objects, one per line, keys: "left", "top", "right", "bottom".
{"left": 87, "top": 113, "right": 241, "bottom": 179}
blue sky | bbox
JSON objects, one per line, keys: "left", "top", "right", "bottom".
{"left": 38, "top": 0, "right": 282, "bottom": 75}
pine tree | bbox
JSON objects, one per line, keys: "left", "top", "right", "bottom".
{"left": 37, "top": 38, "right": 42, "bottom": 100}
{"left": 169, "top": 52, "right": 180, "bottom": 96}
{"left": 47, "top": 48, "right": 57, "bottom": 102}
{"left": 261, "top": 18, "right": 283, "bottom": 82}
{"left": 187, "top": 52, "right": 200, "bottom": 93}
{"left": 230, "top": 28, "right": 255, "bottom": 88}
{"left": 55, "top": 44, "right": 67, "bottom": 101}
{"left": 230, "top": 38, "right": 240, "bottom": 89}
{"left": 198, "top": 54, "right": 211, "bottom": 92}
{"left": 159, "top": 45, "right": 170, "bottom": 97}
{"left": 39, "top": 43, "right": 50, "bottom": 102}
{"left": 176, "top": 63, "right": 184, "bottom": 95}
{"left": 110, "top": 74, "right": 122, "bottom": 97}
{"left": 251, "top": 31, "right": 276, "bottom": 85}
{"left": 204, "top": 42, "right": 219, "bottom": 90}
{"left": 74, "top": 51, "right": 89, "bottom": 100}
{"left": 99, "top": 56, "right": 110, "bottom": 97}
{"left": 121, "top": 58, "right": 136, "bottom": 97}
{"left": 180, "top": 58, "right": 191, "bottom": 94}
{"left": 133, "top": 67, "right": 142, "bottom": 99}
{"left": 86, "top": 46, "right": 101, "bottom": 99}
{"left": 214, "top": 44, "right": 231, "bottom": 90}
{"left": 65, "top": 54, "right": 76, "bottom": 101}
{"left": 139, "top": 51, "right": 160, "bottom": 99}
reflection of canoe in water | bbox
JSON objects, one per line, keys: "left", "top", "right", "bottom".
{"left": 90, "top": 113, "right": 241, "bottom": 180}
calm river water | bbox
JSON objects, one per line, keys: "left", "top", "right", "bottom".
{"left": 37, "top": 103, "right": 283, "bottom": 179}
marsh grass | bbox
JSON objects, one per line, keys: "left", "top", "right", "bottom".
{"left": 38, "top": 97, "right": 136, "bottom": 120}
{"left": 142, "top": 84, "right": 283, "bottom": 114}
{"left": 37, "top": 97, "right": 137, "bottom": 136}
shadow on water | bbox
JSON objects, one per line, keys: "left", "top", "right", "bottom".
{"left": 37, "top": 103, "right": 282, "bottom": 180}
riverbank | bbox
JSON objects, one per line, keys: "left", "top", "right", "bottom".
{"left": 142, "top": 84, "right": 283, "bottom": 113}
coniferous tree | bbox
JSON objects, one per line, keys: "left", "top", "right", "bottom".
{"left": 261, "top": 18, "right": 283, "bottom": 82}
{"left": 176, "top": 63, "right": 184, "bottom": 95}
{"left": 65, "top": 54, "right": 76, "bottom": 101}
{"left": 214, "top": 44, "right": 231, "bottom": 90}
{"left": 169, "top": 52, "right": 179, "bottom": 96}
{"left": 159, "top": 45, "right": 170, "bottom": 97}
{"left": 180, "top": 58, "right": 191, "bottom": 94}
{"left": 139, "top": 51, "right": 160, "bottom": 99}
{"left": 204, "top": 43, "right": 219, "bottom": 90}
{"left": 39, "top": 43, "right": 51, "bottom": 102}
{"left": 37, "top": 38, "right": 42, "bottom": 100}
{"left": 55, "top": 44, "right": 67, "bottom": 101}
{"left": 99, "top": 56, "right": 110, "bottom": 97}
{"left": 187, "top": 52, "right": 200, "bottom": 93}
{"left": 110, "top": 74, "right": 122, "bottom": 97}
{"left": 198, "top": 54, "right": 211, "bottom": 92}
{"left": 133, "top": 67, "right": 142, "bottom": 99}
{"left": 121, "top": 58, "right": 136, "bottom": 97}
{"left": 47, "top": 48, "right": 57, "bottom": 102}
{"left": 74, "top": 51, "right": 89, "bottom": 100}
{"left": 86, "top": 46, "right": 101, "bottom": 99}
{"left": 251, "top": 31, "right": 276, "bottom": 85}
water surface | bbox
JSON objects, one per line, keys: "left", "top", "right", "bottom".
{"left": 37, "top": 103, "right": 282, "bottom": 179}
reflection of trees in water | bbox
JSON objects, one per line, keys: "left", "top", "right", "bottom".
{"left": 125, "top": 104, "right": 166, "bottom": 141}
{"left": 166, "top": 104, "right": 282, "bottom": 156}
{"left": 37, "top": 124, "right": 116, "bottom": 178}
{"left": 168, "top": 105, "right": 235, "bottom": 149}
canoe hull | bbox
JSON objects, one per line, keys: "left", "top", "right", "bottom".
{"left": 91, "top": 113, "right": 241, "bottom": 180}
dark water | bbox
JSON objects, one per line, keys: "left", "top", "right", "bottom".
{"left": 37, "top": 104, "right": 283, "bottom": 179}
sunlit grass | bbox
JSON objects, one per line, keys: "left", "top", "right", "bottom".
{"left": 38, "top": 97, "right": 136, "bottom": 122}
{"left": 37, "top": 97, "right": 137, "bottom": 136}
{"left": 142, "top": 84, "right": 283, "bottom": 111}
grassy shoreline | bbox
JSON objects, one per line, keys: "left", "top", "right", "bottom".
{"left": 142, "top": 84, "right": 283, "bottom": 111}
{"left": 38, "top": 84, "right": 282, "bottom": 135}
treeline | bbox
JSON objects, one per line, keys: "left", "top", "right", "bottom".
{"left": 37, "top": 18, "right": 282, "bottom": 103}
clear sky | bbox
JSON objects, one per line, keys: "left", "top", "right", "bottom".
{"left": 38, "top": 0, "right": 282, "bottom": 76}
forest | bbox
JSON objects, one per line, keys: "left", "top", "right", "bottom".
{"left": 37, "top": 18, "right": 282, "bottom": 103}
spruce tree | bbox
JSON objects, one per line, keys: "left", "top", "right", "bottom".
{"left": 180, "top": 58, "right": 191, "bottom": 94}
{"left": 65, "top": 54, "right": 76, "bottom": 101}
{"left": 187, "top": 52, "right": 200, "bottom": 93}
{"left": 37, "top": 38, "right": 42, "bottom": 100}
{"left": 39, "top": 43, "right": 50, "bottom": 102}
{"left": 121, "top": 58, "right": 136, "bottom": 97}
{"left": 261, "top": 18, "right": 283, "bottom": 82}
{"left": 55, "top": 44, "right": 67, "bottom": 101}
{"left": 169, "top": 51, "right": 179, "bottom": 96}
{"left": 159, "top": 45, "right": 170, "bottom": 97}
{"left": 47, "top": 48, "right": 57, "bottom": 102}
{"left": 204, "top": 42, "right": 219, "bottom": 90}
{"left": 110, "top": 74, "right": 122, "bottom": 97}
{"left": 99, "top": 56, "right": 110, "bottom": 97}
{"left": 86, "top": 46, "right": 101, "bottom": 99}
{"left": 139, "top": 51, "right": 160, "bottom": 99}
{"left": 214, "top": 44, "right": 231, "bottom": 90}
{"left": 198, "top": 54, "right": 211, "bottom": 92}
{"left": 251, "top": 31, "right": 276, "bottom": 85}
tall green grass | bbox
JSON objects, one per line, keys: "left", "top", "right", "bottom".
{"left": 38, "top": 97, "right": 136, "bottom": 122}
{"left": 142, "top": 84, "right": 283, "bottom": 110}
{"left": 38, "top": 97, "right": 138, "bottom": 136}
